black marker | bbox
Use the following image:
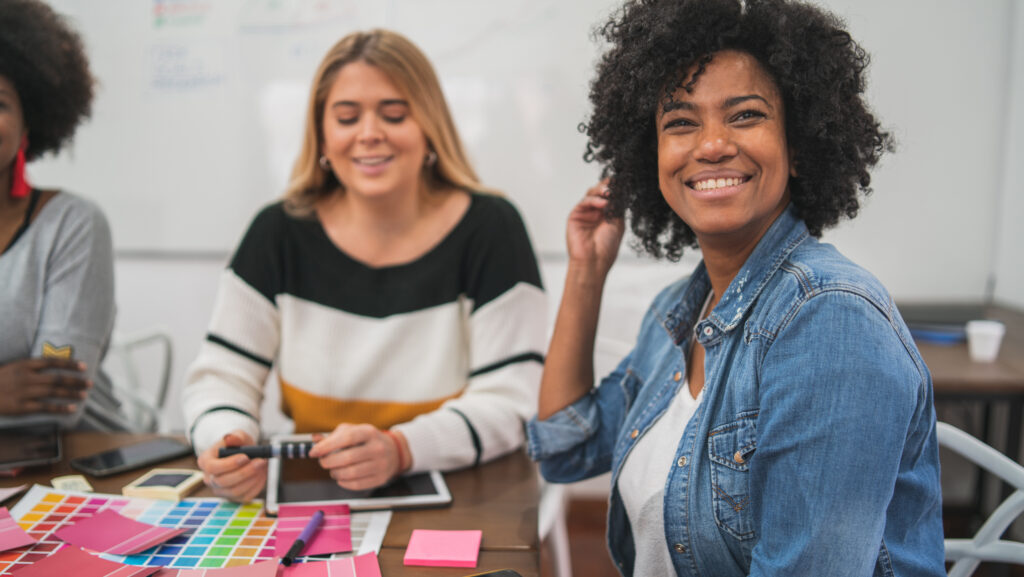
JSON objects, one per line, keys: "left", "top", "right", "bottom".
{"left": 218, "top": 441, "right": 314, "bottom": 459}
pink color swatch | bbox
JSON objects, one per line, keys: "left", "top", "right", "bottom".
{"left": 403, "top": 529, "right": 482, "bottom": 568}
{"left": 151, "top": 559, "right": 280, "bottom": 576}
{"left": 0, "top": 507, "right": 35, "bottom": 552}
{"left": 11, "top": 545, "right": 160, "bottom": 577}
{"left": 53, "top": 509, "right": 186, "bottom": 555}
{"left": 273, "top": 504, "right": 351, "bottom": 557}
{"left": 281, "top": 552, "right": 381, "bottom": 577}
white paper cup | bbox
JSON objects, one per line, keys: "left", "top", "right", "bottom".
{"left": 966, "top": 320, "right": 1006, "bottom": 362}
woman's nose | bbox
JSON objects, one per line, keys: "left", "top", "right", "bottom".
{"left": 694, "top": 126, "right": 737, "bottom": 162}
{"left": 358, "top": 115, "right": 385, "bottom": 143}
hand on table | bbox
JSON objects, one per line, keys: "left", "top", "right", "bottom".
{"left": 309, "top": 424, "right": 410, "bottom": 491}
{"left": 196, "top": 430, "right": 266, "bottom": 502}
{"left": 0, "top": 358, "right": 91, "bottom": 415}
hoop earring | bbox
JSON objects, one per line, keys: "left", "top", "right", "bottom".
{"left": 319, "top": 155, "right": 331, "bottom": 171}
{"left": 424, "top": 150, "right": 438, "bottom": 168}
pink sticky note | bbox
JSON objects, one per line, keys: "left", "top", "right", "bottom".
{"left": 281, "top": 552, "right": 382, "bottom": 577}
{"left": 0, "top": 506, "right": 36, "bottom": 552}
{"left": 403, "top": 529, "right": 482, "bottom": 568}
{"left": 274, "top": 503, "right": 351, "bottom": 557}
{"left": 151, "top": 558, "right": 280, "bottom": 577}
{"left": 53, "top": 509, "right": 186, "bottom": 555}
{"left": 13, "top": 545, "right": 161, "bottom": 577}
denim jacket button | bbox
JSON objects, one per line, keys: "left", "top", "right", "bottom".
{"left": 674, "top": 543, "right": 686, "bottom": 553}
{"left": 677, "top": 456, "right": 687, "bottom": 467}
{"left": 703, "top": 326, "right": 713, "bottom": 336}
{"left": 673, "top": 371, "right": 682, "bottom": 382}
{"left": 630, "top": 429, "right": 639, "bottom": 439}
{"left": 734, "top": 451, "right": 745, "bottom": 464}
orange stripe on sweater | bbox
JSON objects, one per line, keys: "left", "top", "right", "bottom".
{"left": 279, "top": 378, "right": 463, "bottom": 433}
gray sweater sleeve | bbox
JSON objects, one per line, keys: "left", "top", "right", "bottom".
{"left": 0, "top": 193, "right": 117, "bottom": 430}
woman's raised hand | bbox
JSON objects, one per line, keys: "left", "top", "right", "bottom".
{"left": 566, "top": 180, "right": 625, "bottom": 278}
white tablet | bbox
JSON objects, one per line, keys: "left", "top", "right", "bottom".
{"left": 265, "top": 433, "right": 451, "bottom": 516}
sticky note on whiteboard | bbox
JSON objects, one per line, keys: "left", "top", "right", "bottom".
{"left": 403, "top": 529, "right": 481, "bottom": 568}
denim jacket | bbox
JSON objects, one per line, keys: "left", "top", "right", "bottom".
{"left": 528, "top": 206, "right": 944, "bottom": 576}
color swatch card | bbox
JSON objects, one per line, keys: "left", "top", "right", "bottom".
{"left": 152, "top": 558, "right": 280, "bottom": 576}
{"left": 0, "top": 507, "right": 34, "bottom": 552}
{"left": 55, "top": 509, "right": 187, "bottom": 555}
{"left": 12, "top": 545, "right": 160, "bottom": 577}
{"left": 281, "top": 552, "right": 381, "bottom": 577}
{"left": 274, "top": 504, "right": 351, "bottom": 557}
{"left": 403, "top": 529, "right": 482, "bottom": 568}
{"left": 3, "top": 486, "right": 391, "bottom": 575}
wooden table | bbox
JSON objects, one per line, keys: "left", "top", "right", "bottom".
{"left": 918, "top": 305, "right": 1024, "bottom": 464}
{"left": 4, "top": 433, "right": 540, "bottom": 577}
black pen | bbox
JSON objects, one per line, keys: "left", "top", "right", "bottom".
{"left": 218, "top": 441, "right": 314, "bottom": 459}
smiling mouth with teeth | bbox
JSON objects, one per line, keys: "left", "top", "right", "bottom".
{"left": 355, "top": 156, "right": 392, "bottom": 166}
{"left": 689, "top": 177, "right": 749, "bottom": 191}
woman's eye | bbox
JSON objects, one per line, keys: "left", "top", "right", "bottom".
{"left": 663, "top": 117, "right": 696, "bottom": 131}
{"left": 733, "top": 109, "right": 767, "bottom": 123}
{"left": 337, "top": 117, "right": 358, "bottom": 125}
{"left": 381, "top": 114, "right": 406, "bottom": 124}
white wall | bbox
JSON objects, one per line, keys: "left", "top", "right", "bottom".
{"left": 994, "top": 0, "right": 1024, "bottom": 310}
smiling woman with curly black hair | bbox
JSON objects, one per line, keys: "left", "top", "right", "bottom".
{"left": 528, "top": 0, "right": 945, "bottom": 575}
{"left": 0, "top": 0, "right": 126, "bottom": 431}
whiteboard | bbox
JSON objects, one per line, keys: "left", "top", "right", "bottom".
{"left": 32, "top": 0, "right": 618, "bottom": 254}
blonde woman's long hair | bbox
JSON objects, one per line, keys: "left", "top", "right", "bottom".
{"left": 284, "top": 29, "right": 491, "bottom": 215}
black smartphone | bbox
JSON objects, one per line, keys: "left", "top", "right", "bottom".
{"left": 0, "top": 422, "right": 62, "bottom": 469}
{"left": 70, "top": 437, "right": 192, "bottom": 477}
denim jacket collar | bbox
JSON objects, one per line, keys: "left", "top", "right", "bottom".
{"left": 663, "top": 204, "right": 810, "bottom": 346}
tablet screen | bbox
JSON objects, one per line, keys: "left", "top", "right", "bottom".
{"left": 266, "top": 434, "right": 451, "bottom": 514}
{"left": 0, "top": 422, "right": 61, "bottom": 469}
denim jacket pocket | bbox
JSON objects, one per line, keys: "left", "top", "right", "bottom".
{"left": 708, "top": 415, "right": 758, "bottom": 541}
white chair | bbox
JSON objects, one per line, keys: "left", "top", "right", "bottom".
{"left": 539, "top": 477, "right": 573, "bottom": 577}
{"left": 939, "top": 421, "right": 1024, "bottom": 576}
{"left": 105, "top": 328, "right": 174, "bottom": 432}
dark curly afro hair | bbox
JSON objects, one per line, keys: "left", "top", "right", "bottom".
{"left": 585, "top": 0, "right": 893, "bottom": 260}
{"left": 0, "top": 0, "right": 94, "bottom": 161}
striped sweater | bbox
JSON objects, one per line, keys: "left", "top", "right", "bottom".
{"left": 183, "top": 193, "right": 546, "bottom": 472}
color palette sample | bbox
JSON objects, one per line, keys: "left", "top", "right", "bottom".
{"left": 3, "top": 486, "right": 272, "bottom": 574}
{"left": 0, "top": 507, "right": 35, "bottom": 552}
{"left": 54, "top": 509, "right": 186, "bottom": 555}
{"left": 274, "top": 504, "right": 351, "bottom": 557}
{"left": 3, "top": 486, "right": 390, "bottom": 575}
{"left": 12, "top": 546, "right": 160, "bottom": 577}
{"left": 403, "top": 529, "right": 482, "bottom": 568}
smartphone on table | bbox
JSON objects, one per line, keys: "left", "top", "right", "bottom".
{"left": 70, "top": 437, "right": 192, "bottom": 477}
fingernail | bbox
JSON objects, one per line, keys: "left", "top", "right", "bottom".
{"left": 78, "top": 362, "right": 87, "bottom": 370}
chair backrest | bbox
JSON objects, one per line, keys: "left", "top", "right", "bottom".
{"left": 103, "top": 328, "right": 174, "bottom": 432}
{"left": 939, "top": 421, "right": 1024, "bottom": 576}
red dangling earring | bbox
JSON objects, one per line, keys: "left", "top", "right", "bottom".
{"left": 10, "top": 134, "right": 30, "bottom": 199}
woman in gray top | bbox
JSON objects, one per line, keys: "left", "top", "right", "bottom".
{"left": 0, "top": 0, "right": 124, "bottom": 431}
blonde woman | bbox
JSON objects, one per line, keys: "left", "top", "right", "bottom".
{"left": 184, "top": 30, "right": 546, "bottom": 502}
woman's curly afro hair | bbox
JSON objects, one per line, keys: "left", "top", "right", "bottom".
{"left": 585, "top": 0, "right": 893, "bottom": 259}
{"left": 0, "top": 0, "right": 94, "bottom": 161}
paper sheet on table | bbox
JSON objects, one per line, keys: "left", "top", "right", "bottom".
{"left": 13, "top": 545, "right": 161, "bottom": 577}
{"left": 0, "top": 485, "right": 26, "bottom": 504}
{"left": 54, "top": 508, "right": 186, "bottom": 555}
{"left": 282, "top": 552, "right": 381, "bottom": 577}
{"left": 275, "top": 503, "right": 352, "bottom": 557}
{"left": 0, "top": 506, "right": 35, "bottom": 552}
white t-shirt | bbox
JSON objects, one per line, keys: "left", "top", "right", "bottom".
{"left": 618, "top": 380, "right": 704, "bottom": 575}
